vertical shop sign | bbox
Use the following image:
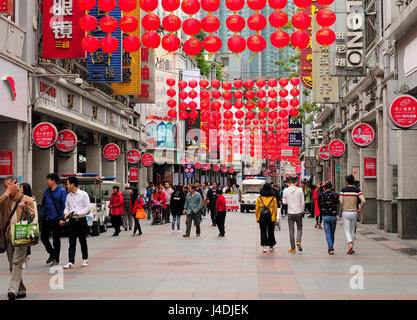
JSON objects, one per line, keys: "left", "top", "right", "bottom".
{"left": 129, "top": 168, "right": 139, "bottom": 182}
{"left": 0, "top": 150, "right": 13, "bottom": 177}
{"left": 364, "top": 157, "right": 377, "bottom": 178}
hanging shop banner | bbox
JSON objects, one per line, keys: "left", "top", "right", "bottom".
{"left": 87, "top": 6, "right": 123, "bottom": 82}
{"left": 221, "top": 166, "right": 228, "bottom": 173}
{"left": 364, "top": 157, "right": 377, "bottom": 179}
{"left": 145, "top": 121, "right": 157, "bottom": 148}
{"left": 127, "top": 149, "right": 141, "bottom": 164}
{"left": 111, "top": 6, "right": 141, "bottom": 94}
{"left": 32, "top": 122, "right": 58, "bottom": 149}
{"left": 224, "top": 194, "right": 239, "bottom": 211}
{"left": 289, "top": 133, "right": 303, "bottom": 147}
{"left": 300, "top": 3, "right": 313, "bottom": 90}
{"left": 351, "top": 123, "right": 375, "bottom": 147}
{"left": 202, "top": 163, "right": 210, "bottom": 171}
{"left": 141, "top": 153, "right": 154, "bottom": 167}
{"left": 194, "top": 161, "right": 202, "bottom": 170}
{"left": 129, "top": 168, "right": 139, "bottom": 183}
{"left": 0, "top": 150, "right": 13, "bottom": 177}
{"left": 212, "top": 164, "right": 220, "bottom": 172}
{"left": 289, "top": 116, "right": 302, "bottom": 129}
{"left": 42, "top": 0, "right": 85, "bottom": 58}
{"left": 328, "top": 139, "right": 346, "bottom": 158}
{"left": 55, "top": 129, "right": 78, "bottom": 152}
{"left": 318, "top": 145, "right": 331, "bottom": 161}
{"left": 157, "top": 121, "right": 167, "bottom": 147}
{"left": 185, "top": 111, "right": 201, "bottom": 150}
{"left": 389, "top": 95, "right": 417, "bottom": 129}
{"left": 184, "top": 164, "right": 195, "bottom": 179}
{"left": 103, "top": 143, "right": 120, "bottom": 161}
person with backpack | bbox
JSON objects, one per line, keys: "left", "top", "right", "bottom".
{"left": 282, "top": 176, "right": 305, "bottom": 253}
{"left": 318, "top": 182, "right": 339, "bottom": 254}
{"left": 131, "top": 188, "right": 145, "bottom": 236}
{"left": 255, "top": 183, "right": 278, "bottom": 253}
{"left": 170, "top": 185, "right": 186, "bottom": 234}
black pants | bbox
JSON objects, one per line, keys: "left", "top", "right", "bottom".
{"left": 281, "top": 204, "right": 288, "bottom": 216}
{"left": 133, "top": 218, "right": 142, "bottom": 235}
{"left": 209, "top": 206, "right": 217, "bottom": 225}
{"left": 164, "top": 205, "right": 171, "bottom": 223}
{"left": 259, "top": 221, "right": 276, "bottom": 247}
{"left": 316, "top": 214, "right": 323, "bottom": 224}
{"left": 305, "top": 203, "right": 311, "bottom": 215}
{"left": 41, "top": 219, "right": 62, "bottom": 262}
{"left": 185, "top": 212, "right": 201, "bottom": 236}
{"left": 216, "top": 211, "right": 226, "bottom": 236}
{"left": 111, "top": 215, "right": 123, "bottom": 234}
{"left": 68, "top": 218, "right": 88, "bottom": 264}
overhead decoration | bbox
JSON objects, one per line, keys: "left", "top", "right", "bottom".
{"left": 140, "top": 0, "right": 160, "bottom": 50}
{"left": 226, "top": 0, "right": 246, "bottom": 56}
{"left": 201, "top": 0, "right": 221, "bottom": 54}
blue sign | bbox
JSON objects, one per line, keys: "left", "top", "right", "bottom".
{"left": 289, "top": 133, "right": 303, "bottom": 147}
{"left": 184, "top": 164, "right": 195, "bottom": 179}
{"left": 87, "top": 7, "right": 123, "bottom": 82}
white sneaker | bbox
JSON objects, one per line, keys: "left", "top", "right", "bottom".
{"left": 63, "top": 262, "right": 74, "bottom": 269}
{"left": 82, "top": 259, "right": 88, "bottom": 267}
{"left": 22, "top": 262, "right": 26, "bottom": 269}
{"left": 269, "top": 247, "right": 274, "bottom": 252}
{"left": 263, "top": 248, "right": 267, "bottom": 253}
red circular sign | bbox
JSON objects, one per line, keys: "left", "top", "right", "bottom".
{"left": 32, "top": 122, "right": 58, "bottom": 149}
{"left": 126, "top": 149, "right": 141, "bottom": 164}
{"left": 328, "top": 139, "right": 346, "bottom": 158}
{"left": 212, "top": 164, "right": 220, "bottom": 172}
{"left": 228, "top": 167, "right": 235, "bottom": 174}
{"left": 202, "top": 163, "right": 210, "bottom": 171}
{"left": 319, "top": 145, "right": 331, "bottom": 161}
{"left": 55, "top": 130, "right": 77, "bottom": 152}
{"left": 194, "top": 161, "right": 202, "bottom": 170}
{"left": 295, "top": 165, "right": 302, "bottom": 174}
{"left": 103, "top": 143, "right": 121, "bottom": 161}
{"left": 351, "top": 123, "right": 375, "bottom": 147}
{"left": 181, "top": 158, "right": 190, "bottom": 166}
{"left": 221, "top": 166, "right": 228, "bottom": 173}
{"left": 141, "top": 153, "right": 154, "bottom": 167}
{"left": 389, "top": 95, "right": 417, "bottom": 129}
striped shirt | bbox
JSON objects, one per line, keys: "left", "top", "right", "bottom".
{"left": 340, "top": 186, "right": 366, "bottom": 212}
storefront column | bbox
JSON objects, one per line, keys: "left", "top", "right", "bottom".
{"left": 359, "top": 147, "right": 377, "bottom": 224}
{"left": 57, "top": 147, "right": 78, "bottom": 176}
{"left": 86, "top": 145, "right": 102, "bottom": 176}
{"left": 102, "top": 158, "right": 117, "bottom": 179}
{"left": 376, "top": 110, "right": 385, "bottom": 229}
{"left": 116, "top": 150, "right": 125, "bottom": 186}
{"left": 32, "top": 147, "right": 54, "bottom": 204}
{"left": 346, "top": 129, "right": 360, "bottom": 176}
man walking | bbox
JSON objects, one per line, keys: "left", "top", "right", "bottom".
{"left": 163, "top": 182, "right": 174, "bottom": 223}
{"left": 146, "top": 185, "right": 155, "bottom": 219}
{"left": 281, "top": 180, "right": 289, "bottom": 217}
{"left": 61, "top": 176, "right": 91, "bottom": 269}
{"left": 183, "top": 185, "right": 203, "bottom": 238}
{"left": 40, "top": 173, "right": 67, "bottom": 266}
{"left": 318, "top": 182, "right": 339, "bottom": 254}
{"left": 207, "top": 182, "right": 218, "bottom": 226}
{"left": 109, "top": 185, "right": 124, "bottom": 236}
{"left": 122, "top": 183, "right": 132, "bottom": 231}
{"left": 282, "top": 177, "right": 305, "bottom": 253}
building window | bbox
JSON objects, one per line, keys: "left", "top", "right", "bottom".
{"left": 221, "top": 57, "right": 229, "bottom": 67}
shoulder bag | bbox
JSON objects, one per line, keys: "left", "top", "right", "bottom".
{"left": 0, "top": 195, "right": 24, "bottom": 253}
{"left": 11, "top": 205, "right": 40, "bottom": 247}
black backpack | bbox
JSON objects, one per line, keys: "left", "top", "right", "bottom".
{"left": 259, "top": 197, "right": 274, "bottom": 222}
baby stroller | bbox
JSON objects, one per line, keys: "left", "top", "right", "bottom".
{"left": 151, "top": 201, "right": 164, "bottom": 225}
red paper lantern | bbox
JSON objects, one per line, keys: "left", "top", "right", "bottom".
{"left": 141, "top": 13, "right": 160, "bottom": 31}
{"left": 224, "top": 110, "right": 233, "bottom": 120}
{"left": 189, "top": 80, "right": 198, "bottom": 88}
{"left": 290, "top": 77, "right": 300, "bottom": 86}
{"left": 235, "top": 110, "right": 245, "bottom": 119}
{"left": 316, "top": 0, "right": 334, "bottom": 6}
{"left": 247, "top": 0, "right": 266, "bottom": 11}
{"left": 224, "top": 101, "right": 233, "bottom": 110}
{"left": 203, "top": 35, "right": 222, "bottom": 53}
{"left": 183, "top": 18, "right": 201, "bottom": 36}
{"left": 279, "top": 88, "right": 288, "bottom": 98}
{"left": 269, "top": 10, "right": 288, "bottom": 29}
{"left": 199, "top": 79, "right": 209, "bottom": 88}
{"left": 257, "top": 90, "right": 267, "bottom": 99}
{"left": 167, "top": 98, "right": 176, "bottom": 107}
{"left": 289, "top": 108, "right": 299, "bottom": 117}
{"left": 99, "top": 16, "right": 118, "bottom": 33}
{"left": 226, "top": 0, "right": 245, "bottom": 12}
{"left": 258, "top": 111, "right": 268, "bottom": 119}
{"left": 268, "top": 0, "right": 287, "bottom": 9}
{"left": 247, "top": 34, "right": 266, "bottom": 53}
{"left": 140, "top": 0, "right": 158, "bottom": 11}
{"left": 267, "top": 79, "right": 277, "bottom": 87}
{"left": 290, "top": 88, "right": 300, "bottom": 97}
{"left": 179, "top": 102, "right": 188, "bottom": 111}
{"left": 246, "top": 111, "right": 256, "bottom": 120}
{"left": 279, "top": 78, "right": 289, "bottom": 87}
{"left": 77, "top": 0, "right": 96, "bottom": 11}
{"left": 269, "top": 100, "right": 278, "bottom": 109}
{"left": 270, "top": 30, "right": 289, "bottom": 49}
{"left": 181, "top": 0, "right": 200, "bottom": 15}
{"left": 188, "top": 101, "right": 198, "bottom": 109}
{"left": 120, "top": 15, "right": 139, "bottom": 33}
{"left": 178, "top": 80, "right": 187, "bottom": 89}
{"left": 179, "top": 91, "right": 188, "bottom": 100}
{"left": 244, "top": 79, "right": 255, "bottom": 89}
{"left": 279, "top": 99, "right": 288, "bottom": 108}
{"left": 234, "top": 80, "right": 243, "bottom": 88}
{"left": 211, "top": 79, "right": 221, "bottom": 88}
{"left": 235, "top": 101, "right": 244, "bottom": 109}
{"left": 234, "top": 91, "right": 243, "bottom": 99}
{"left": 200, "top": 90, "right": 210, "bottom": 99}
{"left": 245, "top": 90, "right": 255, "bottom": 100}
{"left": 167, "top": 88, "right": 176, "bottom": 97}
{"left": 316, "top": 27, "right": 336, "bottom": 46}
{"left": 269, "top": 111, "right": 278, "bottom": 119}
{"left": 201, "top": 111, "right": 210, "bottom": 121}
{"left": 201, "top": 15, "right": 220, "bottom": 33}
{"left": 212, "top": 101, "right": 222, "bottom": 110}
{"left": 98, "top": 0, "right": 116, "bottom": 12}
{"left": 248, "top": 13, "right": 267, "bottom": 31}
{"left": 142, "top": 31, "right": 160, "bottom": 49}
{"left": 212, "top": 111, "right": 222, "bottom": 120}
{"left": 316, "top": 9, "right": 336, "bottom": 27}
{"left": 226, "top": 14, "right": 246, "bottom": 32}
{"left": 162, "top": 14, "right": 181, "bottom": 32}
{"left": 167, "top": 109, "right": 177, "bottom": 118}
{"left": 79, "top": 15, "right": 97, "bottom": 32}
{"left": 279, "top": 109, "right": 288, "bottom": 118}
{"left": 189, "top": 110, "right": 199, "bottom": 119}
{"left": 81, "top": 36, "right": 100, "bottom": 52}
{"left": 201, "top": 0, "right": 220, "bottom": 12}
{"left": 227, "top": 36, "right": 246, "bottom": 54}
{"left": 119, "top": 0, "right": 137, "bottom": 12}
{"left": 291, "top": 11, "right": 311, "bottom": 30}
{"left": 290, "top": 98, "right": 299, "bottom": 107}
{"left": 100, "top": 36, "right": 119, "bottom": 53}
{"left": 293, "top": 0, "right": 312, "bottom": 8}
{"left": 256, "top": 79, "right": 266, "bottom": 88}
{"left": 179, "top": 111, "right": 188, "bottom": 120}
{"left": 123, "top": 35, "right": 141, "bottom": 52}
{"left": 223, "top": 91, "right": 233, "bottom": 100}
{"left": 162, "top": 34, "right": 181, "bottom": 52}
{"left": 290, "top": 31, "right": 310, "bottom": 49}
{"left": 188, "top": 90, "right": 198, "bottom": 99}
{"left": 212, "top": 90, "right": 221, "bottom": 99}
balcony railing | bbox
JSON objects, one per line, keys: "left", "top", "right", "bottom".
{"left": 0, "top": 16, "right": 25, "bottom": 61}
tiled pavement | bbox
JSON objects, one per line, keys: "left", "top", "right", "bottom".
{"left": 1, "top": 213, "right": 417, "bottom": 300}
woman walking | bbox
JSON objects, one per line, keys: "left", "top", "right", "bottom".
{"left": 255, "top": 183, "right": 278, "bottom": 253}
{"left": 313, "top": 181, "right": 323, "bottom": 229}
{"left": 131, "top": 188, "right": 145, "bottom": 236}
{"left": 170, "top": 185, "right": 186, "bottom": 234}
{"left": 216, "top": 189, "right": 227, "bottom": 237}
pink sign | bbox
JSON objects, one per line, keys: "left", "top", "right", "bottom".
{"left": 212, "top": 164, "right": 220, "bottom": 172}
{"left": 318, "top": 145, "right": 331, "bottom": 161}
{"left": 32, "top": 122, "right": 58, "bottom": 149}
{"left": 56, "top": 130, "right": 77, "bottom": 152}
{"left": 103, "top": 143, "right": 121, "bottom": 161}
{"left": 127, "top": 149, "right": 141, "bottom": 164}
{"left": 389, "top": 95, "right": 417, "bottom": 129}
{"left": 228, "top": 167, "right": 235, "bottom": 174}
{"left": 129, "top": 168, "right": 139, "bottom": 182}
{"left": 295, "top": 165, "right": 302, "bottom": 175}
{"left": 328, "top": 140, "right": 346, "bottom": 158}
{"left": 221, "top": 166, "right": 228, "bottom": 173}
{"left": 351, "top": 124, "right": 375, "bottom": 147}
{"left": 194, "top": 161, "right": 202, "bottom": 170}
{"left": 141, "top": 153, "right": 154, "bottom": 167}
{"left": 0, "top": 150, "right": 13, "bottom": 177}
{"left": 202, "top": 163, "right": 210, "bottom": 171}
{"left": 181, "top": 158, "right": 190, "bottom": 166}
{"left": 364, "top": 157, "right": 377, "bottom": 178}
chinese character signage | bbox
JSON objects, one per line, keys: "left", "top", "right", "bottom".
{"left": 127, "top": 149, "right": 141, "bottom": 164}
{"left": 42, "top": 0, "right": 85, "bottom": 58}
{"left": 364, "top": 157, "right": 376, "bottom": 179}
{"left": 328, "top": 139, "right": 346, "bottom": 158}
{"left": 289, "top": 132, "right": 303, "bottom": 147}
{"left": 318, "top": 145, "right": 331, "bottom": 160}
{"left": 351, "top": 123, "right": 375, "bottom": 147}
{"left": 300, "top": 3, "right": 313, "bottom": 90}
{"left": 0, "top": 150, "right": 13, "bottom": 177}
{"left": 141, "top": 153, "right": 154, "bottom": 167}
{"left": 389, "top": 95, "right": 417, "bottom": 129}
{"left": 56, "top": 129, "right": 77, "bottom": 152}
{"left": 129, "top": 168, "right": 139, "bottom": 182}
{"left": 32, "top": 122, "right": 58, "bottom": 149}
{"left": 87, "top": 5, "right": 123, "bottom": 82}
{"left": 103, "top": 143, "right": 120, "bottom": 161}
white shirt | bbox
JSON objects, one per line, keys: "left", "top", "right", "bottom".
{"left": 282, "top": 185, "right": 305, "bottom": 214}
{"left": 64, "top": 189, "right": 90, "bottom": 219}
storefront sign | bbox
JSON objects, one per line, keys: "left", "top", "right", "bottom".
{"left": 141, "top": 153, "right": 154, "bottom": 167}
{"left": 127, "top": 149, "right": 141, "bottom": 164}
{"left": 295, "top": 165, "right": 302, "bottom": 175}
{"left": 194, "top": 161, "right": 202, "bottom": 170}
{"left": 32, "top": 122, "right": 58, "bottom": 149}
{"left": 212, "top": 164, "right": 220, "bottom": 172}
{"left": 289, "top": 133, "right": 303, "bottom": 147}
{"left": 42, "top": 0, "right": 85, "bottom": 58}
{"left": 202, "top": 163, "right": 210, "bottom": 171}
{"left": 300, "top": 3, "right": 313, "bottom": 90}
{"left": 184, "top": 164, "right": 195, "bottom": 179}
{"left": 389, "top": 95, "right": 417, "bottom": 129}
{"left": 364, "top": 157, "right": 377, "bottom": 178}
{"left": 351, "top": 123, "right": 375, "bottom": 147}
{"left": 228, "top": 167, "right": 235, "bottom": 174}
{"left": 221, "top": 166, "right": 228, "bottom": 173}
{"left": 129, "top": 168, "right": 139, "bottom": 182}
{"left": 318, "top": 145, "right": 331, "bottom": 160}
{"left": 289, "top": 116, "right": 302, "bottom": 129}
{"left": 224, "top": 193, "right": 239, "bottom": 210}
{"left": 328, "top": 139, "right": 346, "bottom": 157}
{"left": 55, "top": 129, "right": 77, "bottom": 152}
{"left": 146, "top": 121, "right": 157, "bottom": 148}
{"left": 181, "top": 158, "right": 190, "bottom": 166}
{"left": 103, "top": 143, "right": 120, "bottom": 161}
{"left": 0, "top": 150, "right": 13, "bottom": 177}
{"left": 0, "top": 0, "right": 13, "bottom": 15}
{"left": 3, "top": 76, "right": 16, "bottom": 100}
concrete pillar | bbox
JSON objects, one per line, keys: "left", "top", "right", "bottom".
{"left": 57, "top": 147, "right": 78, "bottom": 176}
{"left": 32, "top": 147, "right": 54, "bottom": 206}
{"left": 376, "top": 110, "right": 385, "bottom": 229}
{"left": 346, "top": 129, "right": 360, "bottom": 175}
{"left": 116, "top": 149, "right": 125, "bottom": 186}
{"left": 102, "top": 158, "right": 116, "bottom": 179}
{"left": 359, "top": 147, "right": 377, "bottom": 224}
{"left": 86, "top": 145, "right": 102, "bottom": 176}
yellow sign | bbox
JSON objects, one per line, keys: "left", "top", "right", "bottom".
{"left": 111, "top": 8, "right": 141, "bottom": 95}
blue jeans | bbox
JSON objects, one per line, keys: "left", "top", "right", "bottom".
{"left": 172, "top": 215, "right": 181, "bottom": 231}
{"left": 323, "top": 215, "right": 337, "bottom": 250}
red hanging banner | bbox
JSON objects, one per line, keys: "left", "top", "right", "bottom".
{"left": 129, "top": 168, "right": 139, "bottom": 182}
{"left": 0, "top": 150, "right": 13, "bottom": 177}
{"left": 364, "top": 157, "right": 377, "bottom": 178}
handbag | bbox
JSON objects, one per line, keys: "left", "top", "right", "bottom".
{"left": 0, "top": 195, "right": 24, "bottom": 253}
{"left": 136, "top": 208, "right": 146, "bottom": 220}
{"left": 10, "top": 204, "right": 39, "bottom": 247}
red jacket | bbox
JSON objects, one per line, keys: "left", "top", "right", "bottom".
{"left": 154, "top": 191, "right": 166, "bottom": 209}
{"left": 313, "top": 189, "right": 320, "bottom": 217}
{"left": 131, "top": 196, "right": 146, "bottom": 214}
{"left": 216, "top": 194, "right": 226, "bottom": 212}
{"left": 109, "top": 191, "right": 124, "bottom": 215}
